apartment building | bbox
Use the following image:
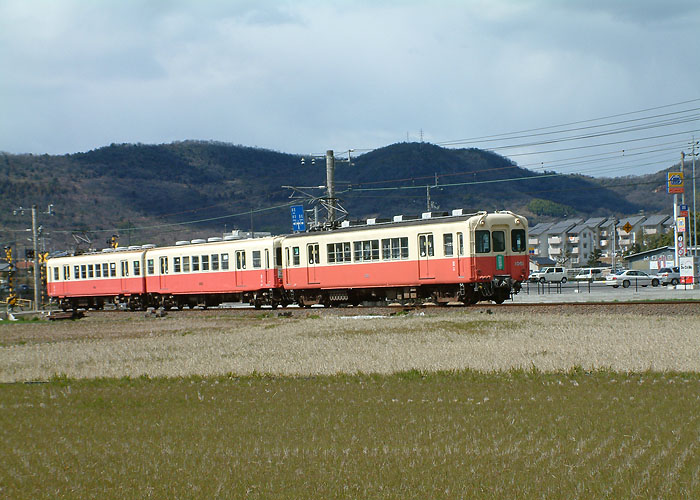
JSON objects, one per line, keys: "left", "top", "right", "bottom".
{"left": 527, "top": 214, "right": 674, "bottom": 267}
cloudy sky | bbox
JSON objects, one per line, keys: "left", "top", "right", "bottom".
{"left": 1, "top": 0, "right": 699, "bottom": 176}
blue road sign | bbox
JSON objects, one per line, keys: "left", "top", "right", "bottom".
{"left": 291, "top": 205, "right": 306, "bottom": 232}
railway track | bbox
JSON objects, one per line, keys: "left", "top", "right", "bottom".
{"left": 40, "top": 299, "right": 700, "bottom": 319}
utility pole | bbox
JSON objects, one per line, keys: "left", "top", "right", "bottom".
{"left": 692, "top": 138, "right": 698, "bottom": 257}
{"left": 326, "top": 150, "right": 336, "bottom": 225}
{"left": 31, "top": 205, "right": 39, "bottom": 309}
{"left": 13, "top": 204, "right": 53, "bottom": 311}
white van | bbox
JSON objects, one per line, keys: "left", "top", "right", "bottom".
{"left": 529, "top": 266, "right": 567, "bottom": 283}
{"left": 574, "top": 268, "right": 604, "bottom": 281}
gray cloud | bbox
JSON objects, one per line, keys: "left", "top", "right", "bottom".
{"left": 0, "top": 0, "right": 698, "bottom": 176}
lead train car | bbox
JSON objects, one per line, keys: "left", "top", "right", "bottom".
{"left": 282, "top": 210, "right": 529, "bottom": 306}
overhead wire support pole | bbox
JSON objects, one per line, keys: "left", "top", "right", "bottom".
{"left": 31, "top": 205, "right": 40, "bottom": 310}
{"left": 326, "top": 150, "right": 336, "bottom": 225}
{"left": 692, "top": 137, "right": 698, "bottom": 258}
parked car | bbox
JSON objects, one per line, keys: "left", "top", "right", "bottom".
{"left": 655, "top": 267, "right": 680, "bottom": 286}
{"left": 605, "top": 269, "right": 659, "bottom": 288}
{"left": 574, "top": 268, "right": 604, "bottom": 281}
{"left": 529, "top": 266, "right": 567, "bottom": 283}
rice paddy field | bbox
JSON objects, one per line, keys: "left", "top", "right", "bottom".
{"left": 1, "top": 305, "right": 700, "bottom": 498}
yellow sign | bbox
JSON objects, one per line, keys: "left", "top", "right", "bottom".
{"left": 668, "top": 172, "right": 684, "bottom": 194}
{"left": 677, "top": 217, "right": 686, "bottom": 233}
{"left": 622, "top": 222, "right": 633, "bottom": 233}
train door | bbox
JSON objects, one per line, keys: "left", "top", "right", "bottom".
{"left": 456, "top": 232, "right": 465, "bottom": 277}
{"left": 263, "top": 249, "right": 272, "bottom": 287}
{"left": 418, "top": 233, "right": 435, "bottom": 279}
{"left": 57, "top": 265, "right": 69, "bottom": 295}
{"left": 235, "top": 251, "right": 245, "bottom": 287}
{"left": 306, "top": 243, "right": 320, "bottom": 284}
{"left": 120, "top": 260, "right": 130, "bottom": 292}
{"left": 492, "top": 226, "right": 508, "bottom": 275}
{"left": 159, "top": 256, "right": 168, "bottom": 289}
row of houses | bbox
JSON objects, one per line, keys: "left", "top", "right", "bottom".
{"left": 528, "top": 214, "right": 673, "bottom": 267}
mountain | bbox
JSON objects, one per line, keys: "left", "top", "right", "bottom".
{"left": 0, "top": 141, "right": 680, "bottom": 251}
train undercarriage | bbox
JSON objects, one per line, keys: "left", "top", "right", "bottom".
{"left": 56, "top": 278, "right": 521, "bottom": 311}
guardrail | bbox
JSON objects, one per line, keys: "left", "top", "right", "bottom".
{"left": 522, "top": 279, "right": 689, "bottom": 295}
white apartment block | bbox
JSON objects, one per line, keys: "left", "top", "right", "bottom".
{"left": 527, "top": 214, "right": 673, "bottom": 267}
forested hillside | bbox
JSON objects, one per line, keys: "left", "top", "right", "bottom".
{"left": 0, "top": 141, "right": 677, "bottom": 251}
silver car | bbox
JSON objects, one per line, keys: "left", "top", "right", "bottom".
{"left": 605, "top": 269, "right": 659, "bottom": 288}
{"left": 655, "top": 267, "right": 680, "bottom": 286}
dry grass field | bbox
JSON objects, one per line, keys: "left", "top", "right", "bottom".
{"left": 1, "top": 306, "right": 699, "bottom": 382}
{"left": 1, "top": 306, "right": 700, "bottom": 498}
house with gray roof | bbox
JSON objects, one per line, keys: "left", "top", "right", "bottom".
{"left": 527, "top": 222, "right": 554, "bottom": 258}
{"left": 545, "top": 219, "right": 582, "bottom": 264}
{"left": 617, "top": 215, "right": 647, "bottom": 252}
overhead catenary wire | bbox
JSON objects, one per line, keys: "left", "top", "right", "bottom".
{"left": 27, "top": 98, "right": 700, "bottom": 238}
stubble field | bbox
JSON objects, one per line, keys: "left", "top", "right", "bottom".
{"left": 1, "top": 304, "right": 700, "bottom": 498}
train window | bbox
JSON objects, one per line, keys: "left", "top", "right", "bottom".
{"left": 202, "top": 255, "right": 210, "bottom": 271}
{"left": 102, "top": 263, "right": 109, "bottom": 277}
{"left": 88, "top": 264, "right": 94, "bottom": 278}
{"left": 110, "top": 262, "right": 117, "bottom": 277}
{"left": 120, "top": 261, "right": 129, "bottom": 277}
{"left": 419, "top": 234, "right": 434, "bottom": 257}
{"left": 308, "top": 244, "right": 319, "bottom": 265}
{"left": 382, "top": 237, "right": 409, "bottom": 260}
{"left": 276, "top": 247, "right": 282, "bottom": 267}
{"left": 63, "top": 265, "right": 70, "bottom": 280}
{"left": 53, "top": 267, "right": 59, "bottom": 280}
{"left": 285, "top": 248, "right": 290, "bottom": 267}
{"left": 236, "top": 250, "right": 247, "bottom": 270}
{"left": 74, "top": 266, "right": 80, "bottom": 279}
{"left": 443, "top": 233, "right": 454, "bottom": 257}
{"left": 327, "top": 242, "right": 351, "bottom": 263}
{"left": 220, "top": 254, "right": 228, "bottom": 270}
{"left": 183, "top": 256, "right": 191, "bottom": 272}
{"left": 292, "top": 246, "right": 300, "bottom": 266}
{"left": 133, "top": 261, "right": 141, "bottom": 276}
{"left": 160, "top": 257, "right": 168, "bottom": 275}
{"left": 511, "top": 229, "right": 526, "bottom": 252}
{"left": 174, "top": 257, "right": 181, "bottom": 273}
{"left": 265, "top": 249, "right": 270, "bottom": 269}
{"left": 95, "top": 264, "right": 101, "bottom": 278}
{"left": 493, "top": 231, "right": 505, "bottom": 252}
{"left": 353, "top": 242, "right": 362, "bottom": 261}
{"left": 81, "top": 265, "right": 87, "bottom": 279}
{"left": 457, "top": 232, "right": 464, "bottom": 256}
{"left": 353, "top": 240, "right": 379, "bottom": 262}
{"left": 211, "top": 254, "right": 219, "bottom": 271}
{"left": 475, "top": 230, "right": 490, "bottom": 253}
{"left": 252, "top": 251, "right": 261, "bottom": 269}
{"left": 192, "top": 256, "right": 200, "bottom": 272}
{"left": 147, "top": 259, "right": 155, "bottom": 275}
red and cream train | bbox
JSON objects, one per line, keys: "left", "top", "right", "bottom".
{"left": 46, "top": 210, "right": 529, "bottom": 310}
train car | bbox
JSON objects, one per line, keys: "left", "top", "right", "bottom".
{"left": 144, "top": 236, "right": 287, "bottom": 309}
{"left": 281, "top": 210, "right": 528, "bottom": 306}
{"left": 46, "top": 247, "right": 149, "bottom": 310}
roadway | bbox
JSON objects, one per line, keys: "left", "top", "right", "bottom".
{"left": 512, "top": 280, "right": 700, "bottom": 303}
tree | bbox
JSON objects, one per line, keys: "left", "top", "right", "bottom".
{"left": 586, "top": 249, "right": 603, "bottom": 266}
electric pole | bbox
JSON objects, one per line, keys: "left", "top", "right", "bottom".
{"left": 326, "top": 150, "right": 336, "bottom": 225}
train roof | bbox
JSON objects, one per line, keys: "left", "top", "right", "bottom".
{"left": 283, "top": 210, "right": 525, "bottom": 240}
